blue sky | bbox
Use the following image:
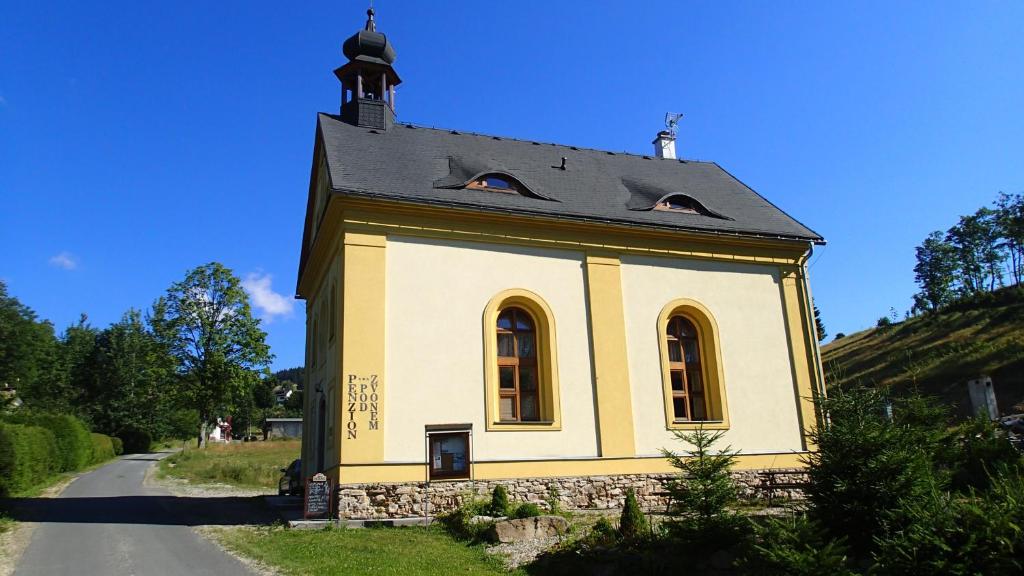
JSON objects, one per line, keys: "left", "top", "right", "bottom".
{"left": 2, "top": 1, "right": 1022, "bottom": 370}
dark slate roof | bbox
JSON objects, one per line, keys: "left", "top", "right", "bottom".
{"left": 316, "top": 113, "right": 824, "bottom": 244}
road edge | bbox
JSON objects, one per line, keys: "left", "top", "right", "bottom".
{"left": 0, "top": 463, "right": 101, "bottom": 576}
{"left": 142, "top": 453, "right": 281, "bottom": 576}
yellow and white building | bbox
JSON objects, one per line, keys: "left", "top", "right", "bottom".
{"left": 297, "top": 10, "right": 826, "bottom": 516}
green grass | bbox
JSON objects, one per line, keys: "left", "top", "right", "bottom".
{"left": 822, "top": 287, "right": 1024, "bottom": 415}
{"left": 0, "top": 514, "right": 12, "bottom": 534}
{"left": 159, "top": 440, "right": 300, "bottom": 490}
{"left": 214, "top": 525, "right": 521, "bottom": 576}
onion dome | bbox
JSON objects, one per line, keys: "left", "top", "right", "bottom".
{"left": 342, "top": 8, "right": 396, "bottom": 65}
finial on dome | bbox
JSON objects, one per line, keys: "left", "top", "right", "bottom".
{"left": 365, "top": 7, "right": 376, "bottom": 32}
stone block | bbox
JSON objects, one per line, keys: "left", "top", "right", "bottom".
{"left": 489, "top": 515, "right": 570, "bottom": 543}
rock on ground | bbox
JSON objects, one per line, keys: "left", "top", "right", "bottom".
{"left": 490, "top": 515, "right": 570, "bottom": 544}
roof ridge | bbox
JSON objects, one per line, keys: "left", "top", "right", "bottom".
{"left": 317, "top": 112, "right": 716, "bottom": 165}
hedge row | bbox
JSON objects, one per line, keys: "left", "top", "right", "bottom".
{"left": 2, "top": 413, "right": 92, "bottom": 472}
{"left": 0, "top": 414, "right": 121, "bottom": 497}
{"left": 90, "top": 433, "right": 116, "bottom": 464}
{"left": 0, "top": 424, "right": 59, "bottom": 495}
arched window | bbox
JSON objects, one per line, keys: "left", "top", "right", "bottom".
{"left": 665, "top": 316, "right": 707, "bottom": 421}
{"left": 466, "top": 173, "right": 524, "bottom": 194}
{"left": 496, "top": 307, "right": 539, "bottom": 421}
{"left": 483, "top": 289, "right": 562, "bottom": 431}
{"left": 658, "top": 300, "right": 729, "bottom": 428}
{"left": 654, "top": 195, "right": 701, "bottom": 213}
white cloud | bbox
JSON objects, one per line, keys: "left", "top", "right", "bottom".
{"left": 48, "top": 251, "right": 78, "bottom": 270}
{"left": 242, "top": 272, "right": 294, "bottom": 321}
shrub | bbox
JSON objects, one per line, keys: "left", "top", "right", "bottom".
{"left": 0, "top": 423, "right": 60, "bottom": 496}
{"left": 488, "top": 484, "right": 510, "bottom": 517}
{"left": 111, "top": 436, "right": 124, "bottom": 456}
{"left": 437, "top": 496, "right": 492, "bottom": 542}
{"left": 48, "top": 414, "right": 93, "bottom": 472}
{"left": 89, "top": 433, "right": 116, "bottom": 464}
{"left": 4, "top": 412, "right": 92, "bottom": 472}
{"left": 806, "top": 388, "right": 942, "bottom": 557}
{"left": 873, "top": 474, "right": 1024, "bottom": 575}
{"left": 876, "top": 316, "right": 892, "bottom": 327}
{"left": 738, "top": 515, "right": 854, "bottom": 576}
{"left": 586, "top": 516, "right": 620, "bottom": 549}
{"left": 117, "top": 426, "right": 152, "bottom": 454}
{"left": 947, "top": 413, "right": 1022, "bottom": 491}
{"left": 618, "top": 488, "right": 647, "bottom": 541}
{"left": 513, "top": 502, "right": 542, "bottom": 519}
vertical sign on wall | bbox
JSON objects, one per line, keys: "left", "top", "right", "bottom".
{"left": 341, "top": 231, "right": 387, "bottom": 463}
{"left": 345, "top": 373, "right": 381, "bottom": 440}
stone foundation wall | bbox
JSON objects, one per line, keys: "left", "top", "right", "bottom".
{"left": 336, "top": 469, "right": 806, "bottom": 519}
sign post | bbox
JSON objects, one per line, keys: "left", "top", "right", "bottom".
{"left": 304, "top": 472, "right": 332, "bottom": 520}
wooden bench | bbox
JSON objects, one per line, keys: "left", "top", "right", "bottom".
{"left": 757, "top": 470, "right": 809, "bottom": 506}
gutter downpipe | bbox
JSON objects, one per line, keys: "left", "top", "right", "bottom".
{"left": 798, "top": 245, "right": 828, "bottom": 429}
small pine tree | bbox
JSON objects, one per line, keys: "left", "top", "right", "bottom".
{"left": 813, "top": 301, "right": 827, "bottom": 342}
{"left": 661, "top": 427, "right": 744, "bottom": 547}
{"left": 618, "top": 488, "right": 647, "bottom": 541}
{"left": 489, "top": 484, "right": 510, "bottom": 517}
{"left": 545, "top": 484, "right": 563, "bottom": 515}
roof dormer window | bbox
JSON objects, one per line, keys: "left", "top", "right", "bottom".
{"left": 466, "top": 174, "right": 523, "bottom": 194}
{"left": 655, "top": 195, "right": 701, "bottom": 213}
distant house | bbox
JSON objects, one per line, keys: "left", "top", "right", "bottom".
{"left": 0, "top": 387, "right": 22, "bottom": 410}
{"left": 273, "top": 384, "right": 295, "bottom": 405}
{"left": 266, "top": 418, "right": 302, "bottom": 440}
{"left": 297, "top": 9, "right": 826, "bottom": 518}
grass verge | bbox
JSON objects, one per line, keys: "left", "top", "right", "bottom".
{"left": 0, "top": 515, "right": 11, "bottom": 534}
{"left": 159, "top": 440, "right": 300, "bottom": 491}
{"left": 212, "top": 525, "right": 521, "bottom": 576}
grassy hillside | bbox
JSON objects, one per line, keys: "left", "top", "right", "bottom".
{"left": 821, "top": 287, "right": 1024, "bottom": 417}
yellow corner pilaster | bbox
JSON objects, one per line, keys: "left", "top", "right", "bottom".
{"left": 340, "top": 231, "right": 387, "bottom": 464}
{"left": 779, "top": 266, "right": 819, "bottom": 451}
{"left": 584, "top": 253, "right": 636, "bottom": 457}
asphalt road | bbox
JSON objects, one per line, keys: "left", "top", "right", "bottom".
{"left": 11, "top": 453, "right": 274, "bottom": 576}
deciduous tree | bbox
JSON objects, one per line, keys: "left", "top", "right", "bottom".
{"left": 151, "top": 263, "right": 272, "bottom": 447}
{"left": 85, "top": 309, "right": 175, "bottom": 438}
{"left": 0, "top": 281, "right": 60, "bottom": 404}
{"left": 946, "top": 208, "right": 1004, "bottom": 293}
{"left": 994, "top": 192, "right": 1024, "bottom": 285}
{"left": 913, "top": 231, "right": 957, "bottom": 311}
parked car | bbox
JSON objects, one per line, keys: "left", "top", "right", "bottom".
{"left": 278, "top": 458, "right": 302, "bottom": 496}
{"left": 1000, "top": 414, "right": 1024, "bottom": 452}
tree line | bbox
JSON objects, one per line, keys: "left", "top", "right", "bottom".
{"left": 0, "top": 262, "right": 299, "bottom": 447}
{"left": 913, "top": 192, "right": 1024, "bottom": 312}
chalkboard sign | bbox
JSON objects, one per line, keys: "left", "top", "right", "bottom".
{"left": 304, "top": 473, "right": 332, "bottom": 520}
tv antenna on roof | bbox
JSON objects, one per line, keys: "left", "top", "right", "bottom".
{"left": 665, "top": 112, "right": 683, "bottom": 137}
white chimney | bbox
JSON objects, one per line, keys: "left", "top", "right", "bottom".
{"left": 653, "top": 130, "right": 676, "bottom": 159}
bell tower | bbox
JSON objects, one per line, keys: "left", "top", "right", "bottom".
{"left": 335, "top": 8, "right": 401, "bottom": 130}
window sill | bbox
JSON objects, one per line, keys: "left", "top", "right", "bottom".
{"left": 667, "top": 419, "right": 729, "bottom": 430}
{"left": 486, "top": 420, "right": 561, "bottom": 432}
